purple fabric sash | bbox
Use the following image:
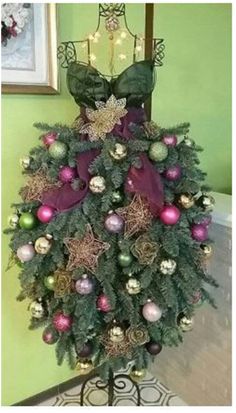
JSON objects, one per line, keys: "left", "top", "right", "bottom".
{"left": 41, "top": 108, "right": 164, "bottom": 215}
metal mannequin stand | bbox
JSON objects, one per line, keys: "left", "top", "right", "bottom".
{"left": 80, "top": 368, "right": 141, "bottom": 406}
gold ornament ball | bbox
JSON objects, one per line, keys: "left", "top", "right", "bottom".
{"left": 20, "top": 156, "right": 31, "bottom": 169}
{"left": 35, "top": 237, "right": 52, "bottom": 254}
{"left": 8, "top": 213, "right": 19, "bottom": 229}
{"left": 200, "top": 244, "right": 213, "bottom": 258}
{"left": 75, "top": 359, "right": 93, "bottom": 374}
{"left": 126, "top": 278, "right": 141, "bottom": 295}
{"left": 178, "top": 194, "right": 195, "bottom": 209}
{"left": 178, "top": 314, "right": 194, "bottom": 332}
{"left": 129, "top": 368, "right": 147, "bottom": 383}
{"left": 89, "top": 176, "right": 106, "bottom": 193}
{"left": 29, "top": 301, "right": 45, "bottom": 319}
{"left": 109, "top": 143, "right": 127, "bottom": 160}
{"left": 109, "top": 326, "right": 125, "bottom": 343}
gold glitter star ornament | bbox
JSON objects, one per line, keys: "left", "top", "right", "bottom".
{"left": 80, "top": 95, "right": 128, "bottom": 141}
{"left": 64, "top": 225, "right": 110, "bottom": 273}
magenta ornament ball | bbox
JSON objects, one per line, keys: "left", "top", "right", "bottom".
{"left": 17, "top": 244, "right": 35, "bottom": 262}
{"left": 164, "top": 165, "right": 181, "bottom": 181}
{"left": 42, "top": 326, "right": 59, "bottom": 344}
{"left": 104, "top": 213, "right": 124, "bottom": 233}
{"left": 75, "top": 277, "right": 94, "bottom": 295}
{"left": 191, "top": 224, "right": 208, "bottom": 242}
{"left": 37, "top": 205, "right": 55, "bottom": 223}
{"left": 162, "top": 135, "right": 177, "bottom": 146}
{"left": 97, "top": 294, "right": 111, "bottom": 312}
{"left": 42, "top": 132, "right": 58, "bottom": 146}
{"left": 52, "top": 312, "right": 72, "bottom": 332}
{"left": 142, "top": 302, "right": 162, "bottom": 322}
{"left": 160, "top": 205, "right": 181, "bottom": 225}
{"left": 59, "top": 166, "right": 77, "bottom": 183}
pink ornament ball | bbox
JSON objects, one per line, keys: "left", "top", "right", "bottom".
{"left": 37, "top": 205, "right": 55, "bottom": 223}
{"left": 197, "top": 216, "right": 212, "bottom": 227}
{"left": 142, "top": 301, "right": 162, "bottom": 322}
{"left": 162, "top": 135, "right": 177, "bottom": 146}
{"left": 42, "top": 326, "right": 59, "bottom": 345}
{"left": 59, "top": 166, "right": 77, "bottom": 183}
{"left": 75, "top": 276, "right": 94, "bottom": 295}
{"left": 42, "top": 132, "right": 58, "bottom": 146}
{"left": 52, "top": 312, "right": 72, "bottom": 332}
{"left": 160, "top": 205, "right": 181, "bottom": 225}
{"left": 104, "top": 213, "right": 124, "bottom": 233}
{"left": 97, "top": 294, "right": 111, "bottom": 312}
{"left": 164, "top": 165, "right": 181, "bottom": 181}
{"left": 191, "top": 224, "right": 208, "bottom": 242}
{"left": 17, "top": 244, "right": 35, "bottom": 262}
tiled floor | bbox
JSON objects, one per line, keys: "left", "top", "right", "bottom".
{"left": 38, "top": 366, "right": 187, "bottom": 406}
{"left": 39, "top": 223, "right": 231, "bottom": 407}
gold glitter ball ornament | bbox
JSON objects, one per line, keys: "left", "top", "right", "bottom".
{"left": 89, "top": 176, "right": 106, "bottom": 193}
{"left": 126, "top": 277, "right": 141, "bottom": 295}
{"left": 200, "top": 243, "right": 213, "bottom": 258}
{"left": 75, "top": 359, "right": 94, "bottom": 374}
{"left": 29, "top": 300, "right": 45, "bottom": 319}
{"left": 178, "top": 193, "right": 195, "bottom": 209}
{"left": 109, "top": 143, "right": 127, "bottom": 160}
{"left": 178, "top": 313, "right": 194, "bottom": 332}
{"left": 35, "top": 237, "right": 52, "bottom": 254}
{"left": 20, "top": 155, "right": 31, "bottom": 169}
{"left": 159, "top": 259, "right": 177, "bottom": 275}
{"left": 109, "top": 326, "right": 125, "bottom": 343}
{"left": 80, "top": 95, "right": 127, "bottom": 141}
{"left": 129, "top": 368, "right": 147, "bottom": 383}
{"left": 8, "top": 213, "right": 19, "bottom": 229}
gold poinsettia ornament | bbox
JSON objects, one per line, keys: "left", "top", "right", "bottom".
{"left": 80, "top": 94, "right": 127, "bottom": 141}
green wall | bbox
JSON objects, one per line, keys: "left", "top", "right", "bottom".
{"left": 154, "top": 3, "right": 231, "bottom": 194}
{"left": 1, "top": 3, "right": 231, "bottom": 406}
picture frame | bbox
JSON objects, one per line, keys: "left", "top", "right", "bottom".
{"left": 1, "top": 3, "right": 59, "bottom": 94}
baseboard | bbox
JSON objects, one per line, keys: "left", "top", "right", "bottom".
{"left": 12, "top": 370, "right": 97, "bottom": 406}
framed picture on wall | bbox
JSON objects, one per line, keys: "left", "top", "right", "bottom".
{"left": 1, "top": 3, "right": 59, "bottom": 94}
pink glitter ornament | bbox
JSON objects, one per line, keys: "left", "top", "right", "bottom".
{"left": 97, "top": 294, "right": 111, "bottom": 312}
{"left": 191, "top": 224, "right": 208, "bottom": 242}
{"left": 164, "top": 165, "right": 181, "bottom": 181}
{"left": 52, "top": 312, "right": 72, "bottom": 332}
{"left": 162, "top": 135, "right": 177, "bottom": 146}
{"left": 42, "top": 132, "right": 58, "bottom": 146}
{"left": 59, "top": 166, "right": 77, "bottom": 183}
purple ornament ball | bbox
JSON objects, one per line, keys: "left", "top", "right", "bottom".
{"left": 17, "top": 244, "right": 35, "bottom": 262}
{"left": 37, "top": 205, "right": 55, "bottom": 223}
{"left": 77, "top": 341, "right": 93, "bottom": 358}
{"left": 75, "top": 276, "right": 94, "bottom": 295}
{"left": 160, "top": 205, "right": 181, "bottom": 225}
{"left": 42, "top": 132, "right": 58, "bottom": 146}
{"left": 146, "top": 341, "right": 162, "bottom": 355}
{"left": 164, "top": 165, "right": 181, "bottom": 181}
{"left": 42, "top": 326, "right": 59, "bottom": 345}
{"left": 59, "top": 166, "right": 77, "bottom": 183}
{"left": 162, "top": 135, "right": 177, "bottom": 146}
{"left": 104, "top": 213, "right": 124, "bottom": 233}
{"left": 142, "top": 301, "right": 162, "bottom": 322}
{"left": 191, "top": 224, "right": 208, "bottom": 242}
{"left": 52, "top": 312, "right": 72, "bottom": 332}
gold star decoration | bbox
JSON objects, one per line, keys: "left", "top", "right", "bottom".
{"left": 64, "top": 225, "right": 110, "bottom": 273}
{"left": 20, "top": 168, "right": 62, "bottom": 202}
{"left": 116, "top": 194, "right": 153, "bottom": 238}
{"left": 79, "top": 94, "right": 128, "bottom": 141}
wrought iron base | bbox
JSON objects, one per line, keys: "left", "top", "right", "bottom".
{"left": 80, "top": 368, "right": 141, "bottom": 406}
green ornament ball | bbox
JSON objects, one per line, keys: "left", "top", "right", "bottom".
{"left": 44, "top": 275, "right": 55, "bottom": 290}
{"left": 112, "top": 191, "right": 123, "bottom": 204}
{"left": 148, "top": 142, "right": 168, "bottom": 162}
{"left": 49, "top": 141, "right": 67, "bottom": 160}
{"left": 118, "top": 252, "right": 133, "bottom": 267}
{"left": 19, "top": 212, "right": 37, "bottom": 230}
